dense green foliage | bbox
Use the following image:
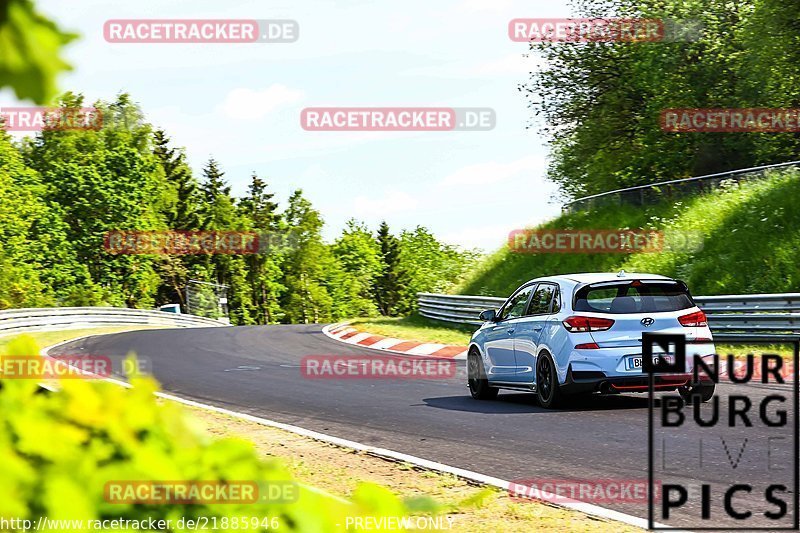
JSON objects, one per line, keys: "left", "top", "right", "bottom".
{"left": 458, "top": 0, "right": 800, "bottom": 301}
{"left": 0, "top": 336, "right": 427, "bottom": 530}
{"left": 459, "top": 169, "right": 800, "bottom": 297}
{"left": 0, "top": 94, "right": 475, "bottom": 323}
{"left": 528, "top": 0, "right": 800, "bottom": 197}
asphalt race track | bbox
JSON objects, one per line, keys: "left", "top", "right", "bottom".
{"left": 52, "top": 325, "right": 798, "bottom": 530}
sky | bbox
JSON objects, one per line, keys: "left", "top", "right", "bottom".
{"left": 9, "top": 0, "right": 577, "bottom": 252}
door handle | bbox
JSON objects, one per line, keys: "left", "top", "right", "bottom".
{"left": 534, "top": 326, "right": 543, "bottom": 331}
{"left": 507, "top": 328, "right": 515, "bottom": 335}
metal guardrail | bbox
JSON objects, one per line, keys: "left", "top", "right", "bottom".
{"left": 563, "top": 161, "right": 800, "bottom": 213}
{"left": 418, "top": 293, "right": 505, "bottom": 326}
{"left": 0, "top": 307, "right": 226, "bottom": 336}
{"left": 418, "top": 292, "right": 800, "bottom": 339}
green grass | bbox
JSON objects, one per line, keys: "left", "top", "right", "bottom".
{"left": 458, "top": 169, "right": 800, "bottom": 298}
{"left": 716, "top": 344, "right": 797, "bottom": 361}
{"left": 349, "top": 315, "right": 474, "bottom": 346}
{"left": 0, "top": 325, "right": 165, "bottom": 352}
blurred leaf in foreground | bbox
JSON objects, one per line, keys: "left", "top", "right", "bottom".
{"left": 0, "top": 0, "right": 76, "bottom": 104}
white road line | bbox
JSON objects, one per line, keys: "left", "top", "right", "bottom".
{"left": 145, "top": 390, "right": 677, "bottom": 530}
{"left": 40, "top": 331, "right": 684, "bottom": 531}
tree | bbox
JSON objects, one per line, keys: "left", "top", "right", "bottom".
{"left": 23, "top": 93, "right": 166, "bottom": 307}
{"left": 151, "top": 130, "right": 201, "bottom": 308}
{"left": 2, "top": 83, "right": 475, "bottom": 323}
{"left": 197, "top": 158, "right": 235, "bottom": 229}
{"left": 239, "top": 172, "right": 278, "bottom": 228}
{"left": 280, "top": 190, "right": 332, "bottom": 323}
{"left": 154, "top": 129, "right": 199, "bottom": 230}
{"left": 194, "top": 158, "right": 258, "bottom": 324}
{"left": 374, "top": 221, "right": 405, "bottom": 316}
{"left": 0, "top": 130, "right": 58, "bottom": 308}
{"left": 525, "top": 0, "right": 800, "bottom": 198}
{"left": 397, "top": 227, "right": 477, "bottom": 314}
{"left": 332, "top": 219, "right": 381, "bottom": 317}
{"left": 239, "top": 172, "right": 284, "bottom": 323}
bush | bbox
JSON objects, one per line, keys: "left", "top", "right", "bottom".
{"left": 0, "top": 335, "right": 422, "bottom": 531}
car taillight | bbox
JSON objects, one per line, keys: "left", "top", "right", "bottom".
{"left": 678, "top": 310, "right": 707, "bottom": 327}
{"left": 562, "top": 316, "right": 615, "bottom": 332}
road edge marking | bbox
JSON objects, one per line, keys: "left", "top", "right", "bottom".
{"left": 40, "top": 335, "right": 685, "bottom": 532}
{"left": 144, "top": 391, "right": 676, "bottom": 531}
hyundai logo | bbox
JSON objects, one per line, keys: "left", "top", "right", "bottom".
{"left": 640, "top": 317, "right": 655, "bottom": 327}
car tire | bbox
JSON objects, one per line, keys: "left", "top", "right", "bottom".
{"left": 468, "top": 350, "right": 498, "bottom": 400}
{"left": 536, "top": 352, "right": 562, "bottom": 409}
{"left": 679, "top": 382, "right": 715, "bottom": 403}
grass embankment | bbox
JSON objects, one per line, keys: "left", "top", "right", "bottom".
{"left": 459, "top": 168, "right": 800, "bottom": 298}
{"left": 349, "top": 171, "right": 800, "bottom": 350}
{"left": 349, "top": 315, "right": 473, "bottom": 346}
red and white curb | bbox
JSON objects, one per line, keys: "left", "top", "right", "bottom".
{"left": 323, "top": 322, "right": 467, "bottom": 360}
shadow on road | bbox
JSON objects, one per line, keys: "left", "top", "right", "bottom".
{"left": 422, "top": 392, "right": 650, "bottom": 413}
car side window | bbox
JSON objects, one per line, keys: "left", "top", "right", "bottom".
{"left": 551, "top": 286, "right": 561, "bottom": 313}
{"left": 499, "top": 286, "right": 534, "bottom": 321}
{"left": 527, "top": 284, "right": 557, "bottom": 315}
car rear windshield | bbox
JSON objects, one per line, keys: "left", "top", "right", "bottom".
{"left": 573, "top": 280, "right": 694, "bottom": 314}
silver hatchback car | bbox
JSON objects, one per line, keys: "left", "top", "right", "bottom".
{"left": 467, "top": 271, "right": 716, "bottom": 408}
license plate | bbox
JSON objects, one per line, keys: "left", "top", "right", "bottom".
{"left": 625, "top": 354, "right": 670, "bottom": 371}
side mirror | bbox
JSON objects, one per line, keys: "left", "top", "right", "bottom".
{"left": 479, "top": 309, "right": 497, "bottom": 322}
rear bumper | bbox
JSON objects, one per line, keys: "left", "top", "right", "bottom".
{"left": 560, "top": 342, "right": 716, "bottom": 386}
{"left": 561, "top": 365, "right": 713, "bottom": 395}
